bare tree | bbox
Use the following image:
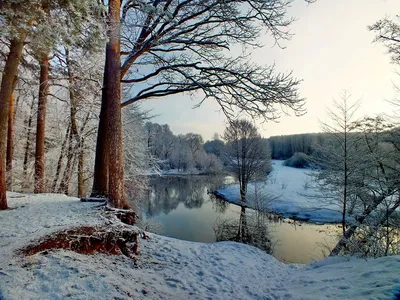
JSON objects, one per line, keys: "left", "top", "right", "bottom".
{"left": 185, "top": 133, "right": 203, "bottom": 159}
{"left": 330, "top": 116, "right": 400, "bottom": 256}
{"left": 312, "top": 91, "right": 362, "bottom": 237}
{"left": 223, "top": 119, "right": 271, "bottom": 201}
{"left": 325, "top": 14, "right": 400, "bottom": 256}
{"left": 119, "top": 0, "right": 306, "bottom": 119}
{"left": 91, "top": 0, "right": 311, "bottom": 208}
{"left": 369, "top": 16, "right": 400, "bottom": 65}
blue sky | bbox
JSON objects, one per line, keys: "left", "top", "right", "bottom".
{"left": 140, "top": 0, "right": 400, "bottom": 141}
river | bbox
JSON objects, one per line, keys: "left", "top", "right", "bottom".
{"left": 132, "top": 175, "right": 339, "bottom": 264}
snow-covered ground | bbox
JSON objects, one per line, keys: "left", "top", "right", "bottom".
{"left": 1, "top": 193, "right": 399, "bottom": 299}
{"left": 215, "top": 160, "right": 343, "bottom": 223}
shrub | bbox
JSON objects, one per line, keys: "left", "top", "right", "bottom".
{"left": 283, "top": 152, "right": 310, "bottom": 169}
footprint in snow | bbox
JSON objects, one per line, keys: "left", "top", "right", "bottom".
{"left": 165, "top": 278, "right": 187, "bottom": 290}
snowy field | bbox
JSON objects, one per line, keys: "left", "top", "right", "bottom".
{"left": 1, "top": 193, "right": 399, "bottom": 299}
{"left": 215, "top": 160, "right": 343, "bottom": 223}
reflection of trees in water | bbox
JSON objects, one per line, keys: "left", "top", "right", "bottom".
{"left": 209, "top": 194, "right": 230, "bottom": 214}
{"left": 214, "top": 207, "right": 272, "bottom": 253}
{"left": 140, "top": 176, "right": 225, "bottom": 216}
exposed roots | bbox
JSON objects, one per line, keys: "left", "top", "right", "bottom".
{"left": 104, "top": 206, "right": 137, "bottom": 226}
{"left": 20, "top": 225, "right": 140, "bottom": 258}
{"left": 20, "top": 208, "right": 142, "bottom": 259}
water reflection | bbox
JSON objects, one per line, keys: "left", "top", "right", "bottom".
{"left": 141, "top": 176, "right": 226, "bottom": 216}
{"left": 214, "top": 207, "right": 273, "bottom": 253}
{"left": 132, "top": 176, "right": 339, "bottom": 263}
{"left": 209, "top": 192, "right": 230, "bottom": 214}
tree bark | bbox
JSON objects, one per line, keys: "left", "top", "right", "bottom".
{"left": 90, "top": 54, "right": 109, "bottom": 198}
{"left": 6, "top": 77, "right": 17, "bottom": 191}
{"left": 0, "top": 38, "right": 26, "bottom": 210}
{"left": 34, "top": 54, "right": 50, "bottom": 193}
{"left": 106, "top": 0, "right": 129, "bottom": 208}
{"left": 240, "top": 182, "right": 247, "bottom": 202}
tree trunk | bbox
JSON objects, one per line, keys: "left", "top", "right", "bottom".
{"left": 0, "top": 38, "right": 26, "bottom": 210}
{"left": 342, "top": 126, "right": 348, "bottom": 237}
{"left": 330, "top": 194, "right": 386, "bottom": 256}
{"left": 22, "top": 96, "right": 35, "bottom": 191}
{"left": 78, "top": 139, "right": 85, "bottom": 198}
{"left": 90, "top": 54, "right": 109, "bottom": 198}
{"left": 106, "top": 0, "right": 129, "bottom": 209}
{"left": 65, "top": 47, "right": 80, "bottom": 146}
{"left": 34, "top": 54, "right": 49, "bottom": 193}
{"left": 52, "top": 125, "right": 70, "bottom": 192}
{"left": 240, "top": 180, "right": 247, "bottom": 202}
{"left": 6, "top": 78, "right": 17, "bottom": 191}
{"left": 59, "top": 130, "right": 75, "bottom": 195}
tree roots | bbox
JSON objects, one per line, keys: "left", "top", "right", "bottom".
{"left": 20, "top": 209, "right": 142, "bottom": 259}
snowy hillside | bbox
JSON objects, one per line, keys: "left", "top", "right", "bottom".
{"left": 215, "top": 160, "right": 343, "bottom": 223}
{"left": 0, "top": 193, "right": 399, "bottom": 299}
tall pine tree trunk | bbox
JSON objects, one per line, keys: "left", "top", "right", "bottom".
{"left": 106, "top": 0, "right": 129, "bottom": 208}
{"left": 0, "top": 38, "right": 26, "bottom": 210}
{"left": 34, "top": 54, "right": 49, "bottom": 193}
{"left": 90, "top": 56, "right": 109, "bottom": 198}
{"left": 6, "top": 76, "right": 17, "bottom": 191}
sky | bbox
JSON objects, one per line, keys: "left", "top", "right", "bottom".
{"left": 140, "top": 0, "right": 400, "bottom": 141}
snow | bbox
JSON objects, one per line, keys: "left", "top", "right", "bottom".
{"left": 215, "top": 160, "right": 343, "bottom": 223}
{"left": 1, "top": 193, "right": 400, "bottom": 299}
{"left": 0, "top": 193, "right": 101, "bottom": 263}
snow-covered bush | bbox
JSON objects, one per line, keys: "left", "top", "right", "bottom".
{"left": 283, "top": 152, "right": 310, "bottom": 169}
{"left": 203, "top": 153, "right": 224, "bottom": 174}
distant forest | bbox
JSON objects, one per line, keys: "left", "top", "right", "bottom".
{"left": 146, "top": 121, "right": 400, "bottom": 172}
{"left": 147, "top": 122, "right": 349, "bottom": 170}
{"left": 268, "top": 133, "right": 324, "bottom": 160}
{"left": 145, "top": 120, "right": 320, "bottom": 171}
{"left": 268, "top": 129, "right": 400, "bottom": 161}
